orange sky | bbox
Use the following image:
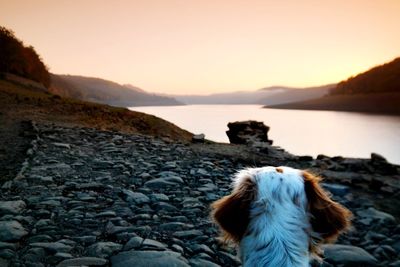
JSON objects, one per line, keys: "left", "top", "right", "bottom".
{"left": 1, "top": 0, "right": 400, "bottom": 94}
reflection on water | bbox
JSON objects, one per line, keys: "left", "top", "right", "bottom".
{"left": 129, "top": 105, "right": 400, "bottom": 164}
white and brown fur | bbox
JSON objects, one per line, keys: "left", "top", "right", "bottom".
{"left": 211, "top": 166, "right": 351, "bottom": 267}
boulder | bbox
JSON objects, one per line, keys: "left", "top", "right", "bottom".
{"left": 226, "top": 121, "right": 272, "bottom": 145}
{"left": 0, "top": 200, "right": 26, "bottom": 215}
{"left": 356, "top": 207, "right": 396, "bottom": 224}
{"left": 0, "top": 221, "right": 28, "bottom": 241}
{"left": 322, "top": 244, "right": 378, "bottom": 266}
{"left": 87, "top": 242, "right": 122, "bottom": 258}
{"left": 370, "top": 153, "right": 398, "bottom": 175}
{"left": 192, "top": 134, "right": 205, "bottom": 143}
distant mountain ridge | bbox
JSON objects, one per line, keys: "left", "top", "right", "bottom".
{"left": 174, "top": 84, "right": 334, "bottom": 105}
{"left": 50, "top": 74, "right": 183, "bottom": 107}
{"left": 268, "top": 57, "right": 400, "bottom": 115}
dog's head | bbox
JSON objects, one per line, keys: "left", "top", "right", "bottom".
{"left": 211, "top": 166, "right": 351, "bottom": 252}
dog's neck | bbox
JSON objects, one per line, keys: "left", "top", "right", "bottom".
{"left": 239, "top": 197, "right": 311, "bottom": 267}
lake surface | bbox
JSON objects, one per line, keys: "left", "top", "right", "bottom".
{"left": 129, "top": 105, "right": 400, "bottom": 164}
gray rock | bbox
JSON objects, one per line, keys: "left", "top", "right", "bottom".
{"left": 123, "top": 190, "right": 150, "bottom": 204}
{"left": 356, "top": 207, "right": 396, "bottom": 224}
{"left": 150, "top": 193, "right": 170, "bottom": 202}
{"left": 322, "top": 244, "right": 378, "bottom": 266}
{"left": 95, "top": 211, "right": 117, "bottom": 217}
{"left": 173, "top": 230, "right": 203, "bottom": 239}
{"left": 0, "top": 248, "right": 15, "bottom": 259}
{"left": 0, "top": 241, "right": 17, "bottom": 250}
{"left": 53, "top": 252, "right": 74, "bottom": 261}
{"left": 30, "top": 242, "right": 73, "bottom": 253}
{"left": 56, "top": 257, "right": 108, "bottom": 267}
{"left": 0, "top": 200, "right": 26, "bottom": 215}
{"left": 124, "top": 237, "right": 167, "bottom": 251}
{"left": 87, "top": 242, "right": 122, "bottom": 258}
{"left": 0, "top": 220, "right": 28, "bottom": 241}
{"left": 111, "top": 250, "right": 189, "bottom": 267}
{"left": 159, "top": 222, "right": 193, "bottom": 231}
{"left": 145, "top": 174, "right": 184, "bottom": 189}
{"left": 321, "top": 183, "right": 350, "bottom": 197}
{"left": 190, "top": 244, "right": 214, "bottom": 255}
{"left": 192, "top": 134, "right": 205, "bottom": 143}
{"left": 53, "top": 142, "right": 71, "bottom": 149}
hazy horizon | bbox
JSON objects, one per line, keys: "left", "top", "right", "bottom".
{"left": 1, "top": 0, "right": 399, "bottom": 94}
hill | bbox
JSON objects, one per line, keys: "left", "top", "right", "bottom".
{"left": 50, "top": 74, "right": 183, "bottom": 107}
{"left": 268, "top": 92, "right": 400, "bottom": 115}
{"left": 174, "top": 84, "right": 332, "bottom": 105}
{"left": 0, "top": 26, "right": 50, "bottom": 87}
{"left": 0, "top": 78, "right": 192, "bottom": 140}
{"left": 331, "top": 57, "right": 400, "bottom": 95}
{"left": 268, "top": 57, "right": 400, "bottom": 115}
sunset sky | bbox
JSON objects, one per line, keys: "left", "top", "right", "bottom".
{"left": 1, "top": 0, "right": 399, "bottom": 94}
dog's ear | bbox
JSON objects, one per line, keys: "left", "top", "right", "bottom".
{"left": 211, "top": 176, "right": 256, "bottom": 243}
{"left": 303, "top": 171, "right": 351, "bottom": 242}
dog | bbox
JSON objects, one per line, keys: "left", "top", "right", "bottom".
{"left": 211, "top": 166, "right": 351, "bottom": 267}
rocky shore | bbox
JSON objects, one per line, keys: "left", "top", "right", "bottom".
{"left": 0, "top": 121, "right": 399, "bottom": 267}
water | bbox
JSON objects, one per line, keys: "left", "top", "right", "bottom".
{"left": 129, "top": 105, "right": 400, "bottom": 164}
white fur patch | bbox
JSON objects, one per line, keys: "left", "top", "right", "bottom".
{"left": 234, "top": 166, "right": 311, "bottom": 267}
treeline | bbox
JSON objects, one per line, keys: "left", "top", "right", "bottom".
{"left": 0, "top": 26, "right": 50, "bottom": 87}
{"left": 330, "top": 57, "right": 400, "bottom": 95}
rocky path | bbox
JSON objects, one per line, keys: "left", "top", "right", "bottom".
{"left": 0, "top": 123, "right": 399, "bottom": 267}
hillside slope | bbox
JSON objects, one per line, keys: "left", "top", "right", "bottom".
{"left": 0, "top": 78, "right": 192, "bottom": 140}
{"left": 331, "top": 57, "right": 400, "bottom": 95}
{"left": 268, "top": 92, "right": 400, "bottom": 115}
{"left": 268, "top": 57, "right": 400, "bottom": 115}
{"left": 50, "top": 74, "right": 183, "bottom": 107}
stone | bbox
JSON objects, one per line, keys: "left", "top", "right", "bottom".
{"left": 111, "top": 250, "right": 189, "bottom": 267}
{"left": 95, "top": 211, "right": 117, "bottom": 217}
{"left": 0, "top": 200, "right": 26, "bottom": 215}
{"left": 56, "top": 257, "right": 108, "bottom": 267}
{"left": 226, "top": 120, "right": 272, "bottom": 145}
{"left": 0, "top": 241, "right": 17, "bottom": 250}
{"left": 87, "top": 242, "right": 122, "bottom": 258}
{"left": 356, "top": 208, "right": 396, "bottom": 224}
{"left": 53, "top": 142, "right": 71, "bottom": 149}
{"left": 30, "top": 242, "right": 73, "bottom": 253}
{"left": 124, "top": 237, "right": 167, "bottom": 251}
{"left": 321, "top": 183, "right": 350, "bottom": 197}
{"left": 173, "top": 230, "right": 203, "bottom": 239}
{"left": 0, "top": 249, "right": 15, "bottom": 259}
{"left": 0, "top": 220, "right": 28, "bottom": 241}
{"left": 123, "top": 190, "right": 150, "bottom": 204}
{"left": 322, "top": 244, "right": 378, "bottom": 266}
{"left": 150, "top": 193, "right": 169, "bottom": 202}
{"left": 192, "top": 134, "right": 205, "bottom": 143}
{"left": 159, "top": 222, "right": 193, "bottom": 231}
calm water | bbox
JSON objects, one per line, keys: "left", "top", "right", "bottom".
{"left": 129, "top": 105, "right": 400, "bottom": 164}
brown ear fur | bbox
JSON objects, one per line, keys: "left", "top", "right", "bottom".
{"left": 303, "top": 171, "right": 352, "bottom": 242}
{"left": 211, "top": 176, "right": 256, "bottom": 243}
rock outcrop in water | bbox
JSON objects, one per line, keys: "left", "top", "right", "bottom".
{"left": 0, "top": 121, "right": 399, "bottom": 267}
{"left": 226, "top": 120, "right": 272, "bottom": 145}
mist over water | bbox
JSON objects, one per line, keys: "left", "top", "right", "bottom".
{"left": 129, "top": 105, "right": 400, "bottom": 164}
